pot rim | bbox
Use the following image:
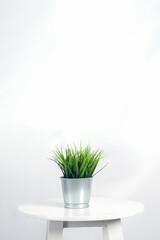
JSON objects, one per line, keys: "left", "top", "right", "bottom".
{"left": 60, "top": 176, "right": 93, "bottom": 180}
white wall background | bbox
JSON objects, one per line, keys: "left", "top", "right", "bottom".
{"left": 0, "top": 0, "right": 160, "bottom": 239}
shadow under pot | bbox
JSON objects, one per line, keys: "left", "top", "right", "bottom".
{"left": 60, "top": 177, "right": 93, "bottom": 209}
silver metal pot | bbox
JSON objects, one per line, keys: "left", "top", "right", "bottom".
{"left": 60, "top": 177, "right": 93, "bottom": 209}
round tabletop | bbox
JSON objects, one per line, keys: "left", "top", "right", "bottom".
{"left": 19, "top": 198, "right": 144, "bottom": 221}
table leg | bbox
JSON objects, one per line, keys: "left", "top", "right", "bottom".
{"left": 46, "top": 221, "right": 63, "bottom": 240}
{"left": 102, "top": 219, "right": 124, "bottom": 240}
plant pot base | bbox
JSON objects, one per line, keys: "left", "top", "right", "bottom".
{"left": 64, "top": 202, "right": 89, "bottom": 209}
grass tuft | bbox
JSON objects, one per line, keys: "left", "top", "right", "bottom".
{"left": 49, "top": 143, "right": 108, "bottom": 178}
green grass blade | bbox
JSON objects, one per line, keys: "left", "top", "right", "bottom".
{"left": 92, "top": 162, "right": 109, "bottom": 176}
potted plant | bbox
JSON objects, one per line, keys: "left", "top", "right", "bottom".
{"left": 50, "top": 143, "right": 108, "bottom": 209}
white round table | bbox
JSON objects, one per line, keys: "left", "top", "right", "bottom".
{"left": 19, "top": 198, "right": 144, "bottom": 240}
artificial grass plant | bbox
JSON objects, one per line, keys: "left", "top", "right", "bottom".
{"left": 49, "top": 143, "right": 108, "bottom": 178}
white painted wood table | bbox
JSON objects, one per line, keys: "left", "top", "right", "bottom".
{"left": 19, "top": 198, "right": 144, "bottom": 240}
